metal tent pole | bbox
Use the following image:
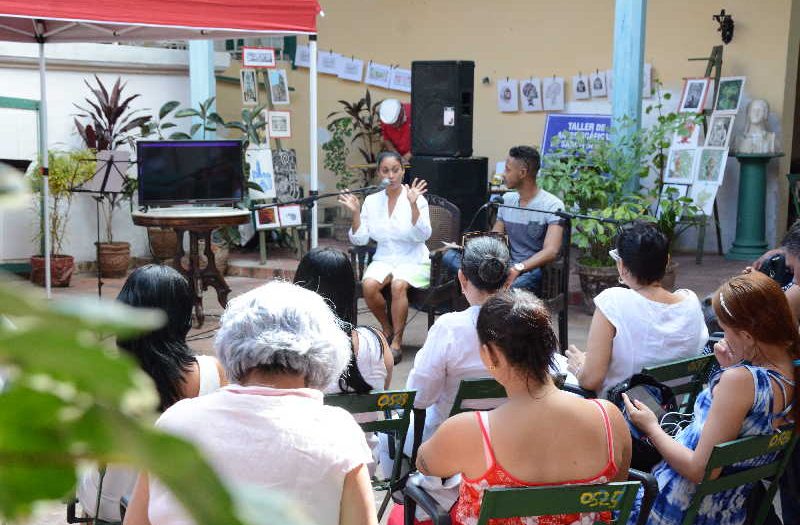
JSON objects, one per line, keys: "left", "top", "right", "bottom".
{"left": 309, "top": 35, "right": 319, "bottom": 249}
{"left": 38, "top": 41, "right": 51, "bottom": 298}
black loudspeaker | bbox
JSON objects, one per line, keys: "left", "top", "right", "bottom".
{"left": 411, "top": 61, "right": 474, "bottom": 157}
{"left": 412, "top": 156, "right": 488, "bottom": 233}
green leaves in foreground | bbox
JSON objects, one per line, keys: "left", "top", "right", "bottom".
{"left": 0, "top": 276, "right": 302, "bottom": 524}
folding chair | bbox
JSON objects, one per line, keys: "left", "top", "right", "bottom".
{"left": 325, "top": 389, "right": 416, "bottom": 520}
{"left": 641, "top": 353, "right": 717, "bottom": 413}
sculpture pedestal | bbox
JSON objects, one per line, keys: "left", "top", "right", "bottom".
{"left": 726, "top": 153, "right": 783, "bottom": 261}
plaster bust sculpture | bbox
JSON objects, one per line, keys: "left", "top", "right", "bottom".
{"left": 735, "top": 99, "right": 777, "bottom": 154}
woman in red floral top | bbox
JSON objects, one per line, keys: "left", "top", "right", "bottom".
{"left": 415, "top": 290, "right": 632, "bottom": 525}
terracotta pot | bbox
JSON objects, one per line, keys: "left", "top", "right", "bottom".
{"left": 147, "top": 227, "right": 179, "bottom": 261}
{"left": 661, "top": 260, "right": 680, "bottom": 291}
{"left": 96, "top": 242, "right": 131, "bottom": 278}
{"left": 29, "top": 254, "right": 75, "bottom": 287}
{"left": 576, "top": 261, "right": 620, "bottom": 314}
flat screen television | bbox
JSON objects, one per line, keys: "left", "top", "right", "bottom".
{"left": 137, "top": 140, "right": 244, "bottom": 206}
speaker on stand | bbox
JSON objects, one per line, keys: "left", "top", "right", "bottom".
{"left": 412, "top": 156, "right": 488, "bottom": 233}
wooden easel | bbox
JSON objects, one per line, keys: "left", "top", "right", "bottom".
{"left": 688, "top": 45, "right": 725, "bottom": 259}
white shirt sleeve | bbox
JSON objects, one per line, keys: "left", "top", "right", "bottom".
{"left": 594, "top": 287, "right": 624, "bottom": 329}
{"left": 348, "top": 198, "right": 371, "bottom": 246}
{"left": 408, "top": 196, "right": 432, "bottom": 243}
{"left": 406, "top": 319, "right": 449, "bottom": 409}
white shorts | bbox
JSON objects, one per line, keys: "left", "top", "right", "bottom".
{"left": 362, "top": 260, "right": 431, "bottom": 289}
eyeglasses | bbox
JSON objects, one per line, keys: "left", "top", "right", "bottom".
{"left": 461, "top": 231, "right": 510, "bottom": 249}
{"left": 608, "top": 249, "right": 621, "bottom": 262}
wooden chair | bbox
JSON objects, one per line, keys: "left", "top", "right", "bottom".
{"left": 350, "top": 194, "right": 462, "bottom": 328}
{"left": 324, "top": 389, "right": 416, "bottom": 520}
{"left": 681, "top": 426, "right": 798, "bottom": 525}
{"left": 641, "top": 353, "right": 718, "bottom": 413}
{"left": 540, "top": 221, "right": 571, "bottom": 351}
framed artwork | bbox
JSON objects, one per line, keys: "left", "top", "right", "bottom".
{"left": 678, "top": 78, "right": 712, "bottom": 113}
{"left": 542, "top": 77, "right": 565, "bottom": 111}
{"left": 694, "top": 147, "right": 728, "bottom": 185}
{"left": 714, "top": 76, "right": 747, "bottom": 113}
{"left": 655, "top": 183, "right": 690, "bottom": 218}
{"left": 254, "top": 206, "right": 280, "bottom": 230}
{"left": 572, "top": 74, "right": 590, "bottom": 100}
{"left": 247, "top": 147, "right": 276, "bottom": 199}
{"left": 240, "top": 69, "right": 259, "bottom": 105}
{"left": 704, "top": 114, "right": 735, "bottom": 148}
{"left": 242, "top": 47, "right": 276, "bottom": 68}
{"left": 338, "top": 57, "right": 364, "bottom": 82}
{"left": 278, "top": 204, "right": 303, "bottom": 227}
{"left": 672, "top": 120, "right": 704, "bottom": 149}
{"left": 497, "top": 79, "right": 519, "bottom": 112}
{"left": 664, "top": 148, "right": 697, "bottom": 184}
{"left": 272, "top": 148, "right": 300, "bottom": 200}
{"left": 589, "top": 71, "right": 607, "bottom": 98}
{"left": 268, "top": 69, "right": 290, "bottom": 105}
{"left": 520, "top": 78, "right": 543, "bottom": 112}
{"left": 268, "top": 111, "right": 292, "bottom": 138}
{"left": 389, "top": 67, "right": 412, "bottom": 93}
{"left": 317, "top": 50, "right": 341, "bottom": 75}
{"left": 294, "top": 44, "right": 311, "bottom": 68}
{"left": 365, "top": 61, "right": 391, "bottom": 88}
{"left": 689, "top": 181, "right": 719, "bottom": 216}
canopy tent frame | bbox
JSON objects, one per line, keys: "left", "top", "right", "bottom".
{"left": 0, "top": 2, "right": 320, "bottom": 297}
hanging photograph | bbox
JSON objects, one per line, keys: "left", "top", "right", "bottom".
{"left": 655, "top": 183, "right": 690, "bottom": 218}
{"left": 240, "top": 69, "right": 259, "bottom": 106}
{"left": 338, "top": 57, "right": 364, "bottom": 82}
{"left": 689, "top": 181, "right": 719, "bottom": 216}
{"left": 694, "top": 147, "right": 728, "bottom": 185}
{"left": 520, "top": 78, "right": 543, "bottom": 112}
{"left": 247, "top": 147, "right": 276, "bottom": 199}
{"left": 317, "top": 50, "right": 341, "bottom": 76}
{"left": 268, "top": 111, "right": 292, "bottom": 138}
{"left": 678, "top": 78, "right": 712, "bottom": 113}
{"left": 572, "top": 74, "right": 590, "bottom": 100}
{"left": 254, "top": 206, "right": 281, "bottom": 230}
{"left": 497, "top": 79, "right": 519, "bottom": 112}
{"left": 365, "top": 61, "right": 391, "bottom": 89}
{"left": 268, "top": 69, "right": 290, "bottom": 106}
{"left": 704, "top": 114, "right": 735, "bottom": 148}
{"left": 589, "top": 71, "right": 607, "bottom": 98}
{"left": 278, "top": 204, "right": 303, "bottom": 227}
{"left": 389, "top": 68, "right": 412, "bottom": 93}
{"left": 542, "top": 77, "right": 565, "bottom": 111}
{"left": 672, "top": 120, "right": 704, "bottom": 149}
{"left": 642, "top": 63, "right": 653, "bottom": 98}
{"left": 294, "top": 44, "right": 311, "bottom": 68}
{"left": 663, "top": 148, "right": 697, "bottom": 184}
{"left": 242, "top": 47, "right": 276, "bottom": 69}
{"left": 714, "top": 76, "right": 747, "bottom": 113}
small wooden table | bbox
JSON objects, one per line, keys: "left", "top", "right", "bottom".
{"left": 132, "top": 208, "right": 250, "bottom": 327}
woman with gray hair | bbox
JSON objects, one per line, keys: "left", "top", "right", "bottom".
{"left": 124, "top": 281, "right": 377, "bottom": 525}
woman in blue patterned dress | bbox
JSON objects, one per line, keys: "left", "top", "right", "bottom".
{"left": 624, "top": 272, "right": 798, "bottom": 525}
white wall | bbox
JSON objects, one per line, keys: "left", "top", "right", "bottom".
{"left": 0, "top": 42, "right": 229, "bottom": 263}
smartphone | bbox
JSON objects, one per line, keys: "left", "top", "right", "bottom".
{"left": 626, "top": 385, "right": 667, "bottom": 421}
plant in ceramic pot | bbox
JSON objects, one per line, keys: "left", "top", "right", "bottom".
{"left": 29, "top": 149, "right": 95, "bottom": 287}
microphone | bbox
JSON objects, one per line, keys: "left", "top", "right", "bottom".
{"left": 464, "top": 200, "right": 499, "bottom": 233}
{"left": 342, "top": 179, "right": 390, "bottom": 195}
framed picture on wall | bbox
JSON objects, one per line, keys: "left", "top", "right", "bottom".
{"left": 704, "top": 114, "right": 735, "bottom": 148}
{"left": 678, "top": 78, "right": 712, "bottom": 113}
{"left": 714, "top": 76, "right": 747, "bottom": 113}
{"left": 694, "top": 147, "right": 728, "bottom": 185}
{"left": 240, "top": 69, "right": 259, "bottom": 106}
{"left": 278, "top": 204, "right": 303, "bottom": 227}
{"left": 254, "top": 206, "right": 280, "bottom": 230}
{"left": 268, "top": 69, "right": 290, "bottom": 105}
{"left": 664, "top": 148, "right": 697, "bottom": 184}
{"left": 242, "top": 47, "right": 276, "bottom": 68}
{"left": 268, "top": 111, "right": 292, "bottom": 138}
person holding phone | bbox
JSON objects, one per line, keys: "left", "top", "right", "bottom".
{"left": 623, "top": 272, "right": 798, "bottom": 525}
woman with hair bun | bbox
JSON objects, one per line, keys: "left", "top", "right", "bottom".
{"left": 566, "top": 220, "right": 708, "bottom": 397}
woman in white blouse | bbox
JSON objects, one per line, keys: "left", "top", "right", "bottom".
{"left": 339, "top": 151, "right": 431, "bottom": 363}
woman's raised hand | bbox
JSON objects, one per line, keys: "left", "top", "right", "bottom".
{"left": 404, "top": 178, "right": 428, "bottom": 204}
{"left": 338, "top": 191, "right": 361, "bottom": 214}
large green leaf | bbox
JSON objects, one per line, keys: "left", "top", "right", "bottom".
{"left": 159, "top": 100, "right": 181, "bottom": 120}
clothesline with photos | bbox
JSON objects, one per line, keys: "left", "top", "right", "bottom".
{"left": 293, "top": 44, "right": 412, "bottom": 93}
{"left": 496, "top": 64, "right": 654, "bottom": 113}
{"left": 659, "top": 75, "right": 747, "bottom": 219}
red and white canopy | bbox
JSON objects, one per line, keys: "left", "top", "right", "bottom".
{"left": 0, "top": 0, "right": 319, "bottom": 42}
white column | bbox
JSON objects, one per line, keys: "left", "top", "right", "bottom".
{"left": 189, "top": 40, "right": 216, "bottom": 138}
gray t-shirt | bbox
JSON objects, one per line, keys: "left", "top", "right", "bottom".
{"left": 497, "top": 189, "right": 565, "bottom": 264}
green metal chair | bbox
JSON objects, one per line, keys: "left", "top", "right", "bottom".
{"left": 641, "top": 353, "right": 717, "bottom": 413}
{"left": 682, "top": 426, "right": 798, "bottom": 525}
{"left": 325, "top": 389, "right": 416, "bottom": 520}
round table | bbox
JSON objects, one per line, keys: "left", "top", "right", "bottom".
{"left": 132, "top": 208, "right": 250, "bottom": 327}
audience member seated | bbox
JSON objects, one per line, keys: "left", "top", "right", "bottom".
{"left": 123, "top": 282, "right": 377, "bottom": 525}
{"left": 413, "top": 290, "right": 631, "bottom": 525}
{"left": 750, "top": 218, "right": 800, "bottom": 322}
{"left": 623, "top": 272, "right": 798, "bottom": 525}
{"left": 339, "top": 151, "right": 431, "bottom": 364}
{"left": 566, "top": 221, "right": 708, "bottom": 397}
{"left": 442, "top": 146, "right": 564, "bottom": 295}
{"left": 77, "top": 264, "right": 224, "bottom": 523}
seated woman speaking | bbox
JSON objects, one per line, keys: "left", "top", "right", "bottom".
{"left": 123, "top": 281, "right": 377, "bottom": 525}
{"left": 339, "top": 150, "right": 431, "bottom": 364}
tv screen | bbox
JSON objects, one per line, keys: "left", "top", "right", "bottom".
{"left": 137, "top": 140, "right": 244, "bottom": 206}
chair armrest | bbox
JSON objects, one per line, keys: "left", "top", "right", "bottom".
{"left": 628, "top": 468, "right": 658, "bottom": 525}
{"left": 404, "top": 481, "right": 452, "bottom": 525}
{"left": 411, "top": 408, "right": 427, "bottom": 465}
{"left": 66, "top": 498, "right": 93, "bottom": 523}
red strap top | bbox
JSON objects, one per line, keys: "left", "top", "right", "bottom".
{"left": 449, "top": 399, "right": 618, "bottom": 525}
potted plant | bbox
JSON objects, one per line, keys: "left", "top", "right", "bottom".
{"left": 327, "top": 89, "right": 383, "bottom": 187}
{"left": 29, "top": 149, "right": 95, "bottom": 287}
{"left": 322, "top": 116, "right": 355, "bottom": 241}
